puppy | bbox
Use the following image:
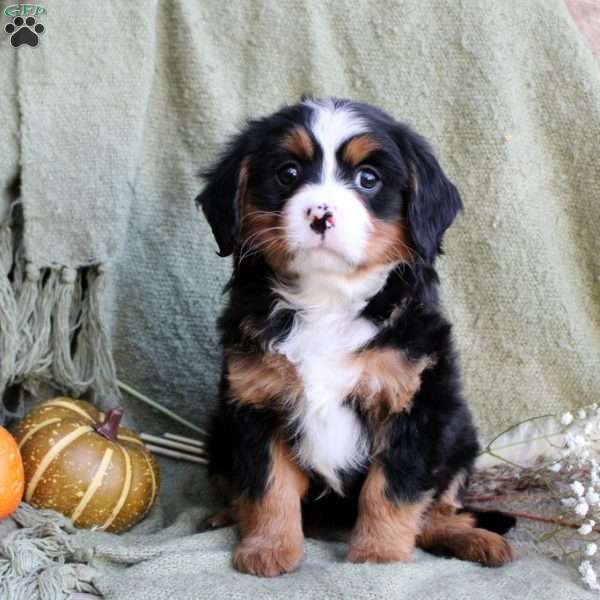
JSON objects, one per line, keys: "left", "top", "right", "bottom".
{"left": 197, "top": 97, "right": 515, "bottom": 577}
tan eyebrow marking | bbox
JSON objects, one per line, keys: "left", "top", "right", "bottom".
{"left": 282, "top": 126, "right": 314, "bottom": 160}
{"left": 343, "top": 134, "right": 381, "bottom": 167}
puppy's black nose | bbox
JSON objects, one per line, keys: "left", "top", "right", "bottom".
{"left": 310, "top": 211, "right": 335, "bottom": 235}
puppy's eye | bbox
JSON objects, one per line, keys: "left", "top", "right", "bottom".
{"left": 354, "top": 167, "right": 381, "bottom": 192}
{"left": 277, "top": 162, "right": 301, "bottom": 186}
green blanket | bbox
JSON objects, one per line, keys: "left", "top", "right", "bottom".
{"left": 1, "top": 0, "right": 600, "bottom": 598}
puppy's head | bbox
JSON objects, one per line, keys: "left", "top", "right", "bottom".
{"left": 197, "top": 98, "right": 462, "bottom": 275}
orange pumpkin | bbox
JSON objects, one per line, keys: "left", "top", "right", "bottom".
{"left": 13, "top": 398, "right": 160, "bottom": 533}
{"left": 0, "top": 425, "right": 25, "bottom": 518}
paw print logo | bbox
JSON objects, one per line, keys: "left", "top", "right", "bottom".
{"left": 5, "top": 16, "right": 45, "bottom": 48}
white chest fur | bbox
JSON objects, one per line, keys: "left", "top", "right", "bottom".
{"left": 273, "top": 267, "right": 390, "bottom": 493}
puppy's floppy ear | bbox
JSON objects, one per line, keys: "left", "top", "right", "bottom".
{"left": 195, "top": 134, "right": 250, "bottom": 257}
{"left": 399, "top": 128, "right": 463, "bottom": 263}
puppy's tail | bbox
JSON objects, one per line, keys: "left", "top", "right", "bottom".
{"left": 462, "top": 507, "right": 516, "bottom": 535}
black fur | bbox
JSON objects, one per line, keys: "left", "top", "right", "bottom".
{"left": 465, "top": 508, "right": 517, "bottom": 535}
{"left": 208, "top": 384, "right": 281, "bottom": 501}
{"left": 199, "top": 98, "right": 506, "bottom": 542}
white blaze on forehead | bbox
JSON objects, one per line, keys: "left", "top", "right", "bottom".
{"left": 305, "top": 99, "right": 368, "bottom": 180}
{"left": 282, "top": 100, "right": 372, "bottom": 271}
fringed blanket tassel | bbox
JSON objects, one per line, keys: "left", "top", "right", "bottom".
{"left": 0, "top": 504, "right": 98, "bottom": 600}
{"left": 0, "top": 214, "right": 120, "bottom": 424}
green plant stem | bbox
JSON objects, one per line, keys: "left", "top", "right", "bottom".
{"left": 467, "top": 492, "right": 548, "bottom": 503}
{"left": 537, "top": 526, "right": 564, "bottom": 543}
{"left": 486, "top": 432, "right": 563, "bottom": 453}
{"left": 482, "top": 413, "right": 557, "bottom": 451}
{"left": 481, "top": 449, "right": 526, "bottom": 470}
{"left": 470, "top": 506, "right": 600, "bottom": 533}
{"left": 117, "top": 379, "right": 207, "bottom": 437}
{"left": 551, "top": 533, "right": 572, "bottom": 563}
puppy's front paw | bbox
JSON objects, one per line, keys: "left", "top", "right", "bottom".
{"left": 347, "top": 537, "right": 413, "bottom": 564}
{"left": 233, "top": 536, "right": 303, "bottom": 577}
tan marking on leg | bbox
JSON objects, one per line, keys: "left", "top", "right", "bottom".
{"left": 227, "top": 352, "right": 302, "bottom": 408}
{"left": 234, "top": 440, "right": 309, "bottom": 577}
{"left": 348, "top": 466, "right": 432, "bottom": 563}
{"left": 282, "top": 126, "right": 314, "bottom": 161}
{"left": 343, "top": 134, "right": 381, "bottom": 167}
{"left": 418, "top": 500, "right": 515, "bottom": 567}
{"left": 351, "top": 347, "right": 432, "bottom": 418}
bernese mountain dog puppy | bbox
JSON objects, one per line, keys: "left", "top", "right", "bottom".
{"left": 197, "top": 97, "right": 515, "bottom": 577}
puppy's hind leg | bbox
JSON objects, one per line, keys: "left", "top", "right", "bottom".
{"left": 417, "top": 502, "right": 515, "bottom": 567}
{"left": 199, "top": 504, "right": 238, "bottom": 532}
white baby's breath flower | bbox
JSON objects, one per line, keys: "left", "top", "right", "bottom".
{"left": 564, "top": 433, "right": 578, "bottom": 452}
{"left": 591, "top": 461, "right": 600, "bottom": 484}
{"left": 575, "top": 501, "right": 590, "bottom": 517}
{"left": 586, "top": 488, "right": 600, "bottom": 506}
{"left": 501, "top": 408, "right": 600, "bottom": 591}
{"left": 579, "top": 560, "right": 600, "bottom": 590}
{"left": 578, "top": 522, "right": 595, "bottom": 535}
{"left": 563, "top": 433, "right": 591, "bottom": 465}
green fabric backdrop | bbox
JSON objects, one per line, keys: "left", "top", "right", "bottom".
{"left": 103, "top": 0, "right": 600, "bottom": 441}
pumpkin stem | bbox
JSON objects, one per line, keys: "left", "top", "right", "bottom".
{"left": 95, "top": 407, "right": 124, "bottom": 441}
